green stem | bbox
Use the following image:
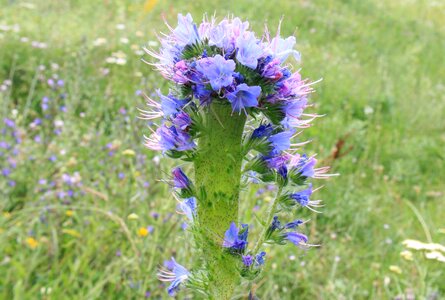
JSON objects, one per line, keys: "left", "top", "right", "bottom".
{"left": 252, "top": 185, "right": 283, "bottom": 255}
{"left": 194, "top": 101, "right": 247, "bottom": 299}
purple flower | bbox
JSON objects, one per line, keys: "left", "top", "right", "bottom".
{"left": 235, "top": 32, "right": 263, "bottom": 69}
{"left": 158, "top": 257, "right": 190, "bottom": 296}
{"left": 255, "top": 251, "right": 266, "bottom": 266}
{"left": 208, "top": 21, "right": 229, "bottom": 48}
{"left": 159, "top": 92, "right": 189, "bottom": 117}
{"left": 268, "top": 131, "right": 293, "bottom": 154}
{"left": 173, "top": 60, "right": 190, "bottom": 84}
{"left": 2, "top": 168, "right": 11, "bottom": 177}
{"left": 270, "top": 215, "right": 282, "bottom": 231}
{"left": 285, "top": 232, "right": 308, "bottom": 248}
{"left": 3, "top": 118, "right": 15, "bottom": 128}
{"left": 290, "top": 185, "right": 312, "bottom": 207}
{"left": 289, "top": 184, "right": 323, "bottom": 212}
{"left": 177, "top": 197, "right": 196, "bottom": 220}
{"left": 172, "top": 167, "right": 190, "bottom": 189}
{"left": 285, "top": 219, "right": 304, "bottom": 229}
{"left": 118, "top": 172, "right": 125, "bottom": 180}
{"left": 196, "top": 55, "right": 235, "bottom": 91}
{"left": 145, "top": 125, "right": 195, "bottom": 152}
{"left": 251, "top": 124, "right": 273, "bottom": 139}
{"left": 171, "top": 112, "right": 192, "bottom": 131}
{"left": 192, "top": 83, "right": 212, "bottom": 104}
{"left": 242, "top": 255, "right": 253, "bottom": 267}
{"left": 163, "top": 259, "right": 176, "bottom": 270}
{"left": 263, "top": 154, "right": 289, "bottom": 170}
{"left": 261, "top": 58, "right": 284, "bottom": 80}
{"left": 226, "top": 84, "right": 261, "bottom": 113}
{"left": 173, "top": 13, "right": 200, "bottom": 47}
{"left": 282, "top": 98, "right": 308, "bottom": 128}
{"left": 222, "top": 222, "right": 248, "bottom": 253}
{"left": 297, "top": 156, "right": 317, "bottom": 178}
{"left": 267, "top": 36, "right": 300, "bottom": 62}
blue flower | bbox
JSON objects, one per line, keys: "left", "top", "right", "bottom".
{"left": 226, "top": 84, "right": 261, "bottom": 113}
{"left": 158, "top": 257, "right": 190, "bottom": 296}
{"left": 171, "top": 112, "right": 192, "bottom": 131}
{"left": 268, "top": 131, "right": 293, "bottom": 154}
{"left": 289, "top": 184, "right": 323, "bottom": 212}
{"left": 270, "top": 215, "right": 282, "bottom": 231}
{"left": 208, "top": 21, "right": 229, "bottom": 48}
{"left": 173, "top": 13, "right": 200, "bottom": 47}
{"left": 172, "top": 167, "right": 191, "bottom": 189}
{"left": 255, "top": 251, "right": 266, "bottom": 266}
{"left": 251, "top": 124, "right": 273, "bottom": 139}
{"left": 285, "top": 232, "right": 308, "bottom": 249}
{"left": 146, "top": 125, "right": 195, "bottom": 152}
{"left": 285, "top": 219, "right": 304, "bottom": 229}
{"left": 192, "top": 83, "right": 212, "bottom": 105}
{"left": 297, "top": 156, "right": 317, "bottom": 178}
{"left": 196, "top": 55, "right": 236, "bottom": 91}
{"left": 223, "top": 222, "right": 248, "bottom": 253}
{"left": 235, "top": 32, "right": 263, "bottom": 69}
{"left": 242, "top": 255, "right": 253, "bottom": 267}
{"left": 290, "top": 184, "right": 312, "bottom": 207}
{"left": 158, "top": 91, "right": 189, "bottom": 117}
{"left": 177, "top": 197, "right": 197, "bottom": 221}
{"left": 267, "top": 36, "right": 300, "bottom": 62}
{"left": 3, "top": 118, "right": 15, "bottom": 128}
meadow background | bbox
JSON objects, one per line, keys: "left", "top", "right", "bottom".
{"left": 1, "top": 0, "right": 444, "bottom": 299}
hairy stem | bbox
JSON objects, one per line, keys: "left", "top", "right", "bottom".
{"left": 252, "top": 185, "right": 283, "bottom": 255}
{"left": 194, "top": 101, "right": 246, "bottom": 299}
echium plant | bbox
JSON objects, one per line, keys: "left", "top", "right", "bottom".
{"left": 142, "top": 13, "right": 336, "bottom": 299}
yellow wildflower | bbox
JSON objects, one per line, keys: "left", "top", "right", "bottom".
{"left": 389, "top": 265, "right": 402, "bottom": 274}
{"left": 143, "top": 0, "right": 159, "bottom": 13}
{"left": 122, "top": 149, "right": 136, "bottom": 156}
{"left": 128, "top": 213, "right": 139, "bottom": 220}
{"left": 66, "top": 210, "right": 74, "bottom": 217}
{"left": 26, "top": 237, "right": 39, "bottom": 249}
{"left": 400, "top": 250, "right": 413, "bottom": 261}
{"left": 138, "top": 227, "right": 149, "bottom": 237}
{"left": 3, "top": 212, "right": 11, "bottom": 219}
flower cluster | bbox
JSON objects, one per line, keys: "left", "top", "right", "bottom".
{"left": 143, "top": 13, "right": 336, "bottom": 297}
{"left": 1, "top": 118, "right": 21, "bottom": 189}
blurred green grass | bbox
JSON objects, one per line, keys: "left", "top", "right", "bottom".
{"left": 0, "top": 0, "right": 444, "bottom": 299}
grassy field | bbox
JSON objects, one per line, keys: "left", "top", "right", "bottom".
{"left": 1, "top": 0, "right": 444, "bottom": 299}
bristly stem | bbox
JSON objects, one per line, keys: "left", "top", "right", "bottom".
{"left": 194, "top": 100, "right": 247, "bottom": 299}
{"left": 252, "top": 185, "right": 283, "bottom": 255}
